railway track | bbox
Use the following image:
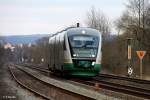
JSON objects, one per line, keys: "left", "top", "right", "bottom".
{"left": 93, "top": 77, "right": 150, "bottom": 99}
{"left": 9, "top": 64, "right": 53, "bottom": 100}
{"left": 9, "top": 64, "right": 103, "bottom": 100}
{"left": 21, "top": 63, "right": 150, "bottom": 99}
{"left": 98, "top": 73, "right": 150, "bottom": 84}
{"left": 96, "top": 74, "right": 150, "bottom": 94}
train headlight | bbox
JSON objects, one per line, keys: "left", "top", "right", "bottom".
{"left": 92, "top": 62, "right": 95, "bottom": 66}
{"left": 73, "top": 54, "right": 77, "bottom": 57}
{"left": 73, "top": 54, "right": 78, "bottom": 57}
{"left": 91, "top": 54, "right": 95, "bottom": 57}
{"left": 82, "top": 30, "right": 86, "bottom": 34}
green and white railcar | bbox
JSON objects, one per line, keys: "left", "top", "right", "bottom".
{"left": 48, "top": 27, "right": 102, "bottom": 77}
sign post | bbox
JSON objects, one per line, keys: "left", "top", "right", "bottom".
{"left": 127, "top": 38, "right": 133, "bottom": 77}
{"left": 136, "top": 51, "right": 146, "bottom": 79}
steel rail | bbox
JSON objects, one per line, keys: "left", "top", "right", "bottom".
{"left": 20, "top": 63, "right": 150, "bottom": 99}
{"left": 93, "top": 77, "right": 150, "bottom": 99}
{"left": 98, "top": 73, "right": 150, "bottom": 84}
{"left": 13, "top": 64, "right": 96, "bottom": 100}
{"left": 9, "top": 66, "right": 53, "bottom": 100}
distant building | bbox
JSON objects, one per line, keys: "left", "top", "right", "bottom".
{"left": 18, "top": 43, "right": 23, "bottom": 48}
{"left": 4, "top": 43, "right": 15, "bottom": 52}
{"left": 28, "top": 43, "right": 32, "bottom": 47}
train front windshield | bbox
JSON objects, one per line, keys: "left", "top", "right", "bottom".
{"left": 69, "top": 35, "right": 99, "bottom": 58}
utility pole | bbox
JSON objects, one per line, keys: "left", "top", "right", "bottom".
{"left": 142, "top": 0, "right": 145, "bottom": 38}
{"left": 139, "top": 0, "right": 141, "bottom": 28}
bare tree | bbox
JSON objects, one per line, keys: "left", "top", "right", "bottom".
{"left": 27, "top": 37, "right": 49, "bottom": 64}
{"left": 0, "top": 44, "right": 3, "bottom": 64}
{"left": 116, "top": 0, "right": 150, "bottom": 44}
{"left": 0, "top": 39, "right": 5, "bottom": 65}
{"left": 86, "top": 7, "right": 111, "bottom": 38}
{"left": 116, "top": 0, "right": 150, "bottom": 53}
{"left": 115, "top": 0, "right": 150, "bottom": 76}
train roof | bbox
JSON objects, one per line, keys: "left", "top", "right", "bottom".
{"left": 49, "top": 27, "right": 101, "bottom": 38}
{"left": 67, "top": 27, "right": 101, "bottom": 36}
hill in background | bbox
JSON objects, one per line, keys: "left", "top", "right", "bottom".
{"left": 1, "top": 34, "right": 50, "bottom": 45}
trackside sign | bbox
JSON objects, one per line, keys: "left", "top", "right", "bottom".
{"left": 136, "top": 51, "right": 146, "bottom": 59}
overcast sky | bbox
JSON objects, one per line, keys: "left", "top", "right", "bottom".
{"left": 0, "top": 0, "right": 126, "bottom": 36}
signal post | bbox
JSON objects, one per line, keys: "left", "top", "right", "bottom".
{"left": 136, "top": 51, "right": 146, "bottom": 79}
{"left": 127, "top": 38, "right": 133, "bottom": 77}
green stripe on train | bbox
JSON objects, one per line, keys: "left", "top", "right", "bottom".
{"left": 63, "top": 63, "right": 73, "bottom": 70}
{"left": 63, "top": 63, "right": 101, "bottom": 70}
{"left": 94, "top": 64, "right": 101, "bottom": 70}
